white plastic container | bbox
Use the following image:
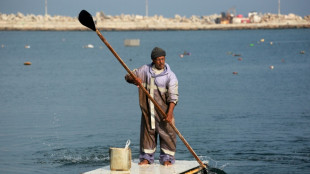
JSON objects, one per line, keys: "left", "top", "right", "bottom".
{"left": 109, "top": 147, "right": 132, "bottom": 171}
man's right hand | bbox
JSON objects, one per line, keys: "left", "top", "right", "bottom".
{"left": 133, "top": 77, "right": 142, "bottom": 87}
{"left": 125, "top": 74, "right": 142, "bottom": 87}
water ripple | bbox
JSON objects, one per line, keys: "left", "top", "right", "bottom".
{"left": 34, "top": 146, "right": 110, "bottom": 166}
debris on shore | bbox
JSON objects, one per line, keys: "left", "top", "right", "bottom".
{"left": 0, "top": 12, "right": 309, "bottom": 31}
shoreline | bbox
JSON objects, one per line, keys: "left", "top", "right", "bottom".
{"left": 1, "top": 22, "right": 309, "bottom": 31}
{"left": 1, "top": 24, "right": 309, "bottom": 31}
{"left": 1, "top": 12, "right": 309, "bottom": 31}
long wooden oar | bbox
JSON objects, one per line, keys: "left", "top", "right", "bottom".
{"left": 78, "top": 10, "right": 226, "bottom": 174}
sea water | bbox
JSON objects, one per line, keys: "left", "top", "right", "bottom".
{"left": 0, "top": 29, "right": 310, "bottom": 174}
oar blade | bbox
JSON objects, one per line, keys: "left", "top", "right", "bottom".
{"left": 78, "top": 10, "right": 96, "bottom": 31}
{"left": 209, "top": 167, "right": 227, "bottom": 174}
{"left": 200, "top": 167, "right": 227, "bottom": 174}
{"left": 180, "top": 164, "right": 227, "bottom": 174}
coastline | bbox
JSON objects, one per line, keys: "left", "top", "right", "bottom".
{"left": 1, "top": 12, "right": 309, "bottom": 31}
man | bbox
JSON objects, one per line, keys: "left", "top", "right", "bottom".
{"left": 125, "top": 47, "right": 179, "bottom": 166}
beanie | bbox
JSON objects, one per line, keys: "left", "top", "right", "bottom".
{"left": 151, "top": 47, "right": 166, "bottom": 59}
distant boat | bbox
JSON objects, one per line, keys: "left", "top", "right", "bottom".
{"left": 179, "top": 51, "right": 191, "bottom": 58}
{"left": 124, "top": 39, "right": 140, "bottom": 47}
{"left": 183, "top": 51, "right": 191, "bottom": 56}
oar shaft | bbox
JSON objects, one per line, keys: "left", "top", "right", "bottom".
{"left": 95, "top": 29, "right": 206, "bottom": 169}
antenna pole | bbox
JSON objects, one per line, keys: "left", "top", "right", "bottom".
{"left": 145, "top": 0, "right": 148, "bottom": 17}
{"left": 278, "top": 0, "right": 281, "bottom": 16}
{"left": 45, "top": 0, "right": 48, "bottom": 16}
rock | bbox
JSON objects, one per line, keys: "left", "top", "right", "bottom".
{"left": 135, "top": 15, "right": 143, "bottom": 20}
{"left": 0, "top": 12, "right": 309, "bottom": 31}
{"left": 16, "top": 12, "right": 24, "bottom": 18}
{"left": 304, "top": 15, "right": 310, "bottom": 21}
{"left": 174, "top": 14, "right": 182, "bottom": 20}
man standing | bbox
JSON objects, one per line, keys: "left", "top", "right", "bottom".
{"left": 125, "top": 47, "right": 179, "bottom": 166}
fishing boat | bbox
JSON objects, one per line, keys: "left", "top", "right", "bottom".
{"left": 82, "top": 160, "right": 210, "bottom": 174}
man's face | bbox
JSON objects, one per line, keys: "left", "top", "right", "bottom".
{"left": 152, "top": 56, "right": 165, "bottom": 70}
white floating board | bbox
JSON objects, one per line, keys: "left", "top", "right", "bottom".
{"left": 124, "top": 39, "right": 140, "bottom": 46}
{"left": 82, "top": 160, "right": 205, "bottom": 174}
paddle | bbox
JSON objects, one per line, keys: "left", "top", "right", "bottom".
{"left": 78, "top": 10, "right": 226, "bottom": 174}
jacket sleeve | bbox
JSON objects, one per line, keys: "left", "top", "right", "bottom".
{"left": 167, "top": 73, "right": 179, "bottom": 104}
{"left": 125, "top": 65, "right": 147, "bottom": 84}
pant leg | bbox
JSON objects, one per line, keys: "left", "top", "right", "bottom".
{"left": 140, "top": 114, "right": 157, "bottom": 163}
{"left": 158, "top": 118, "right": 176, "bottom": 164}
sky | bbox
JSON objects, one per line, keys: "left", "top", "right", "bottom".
{"left": 0, "top": 0, "right": 309, "bottom": 18}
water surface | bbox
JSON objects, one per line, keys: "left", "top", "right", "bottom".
{"left": 0, "top": 29, "right": 310, "bottom": 174}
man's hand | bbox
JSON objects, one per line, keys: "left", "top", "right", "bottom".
{"left": 164, "top": 102, "right": 175, "bottom": 123}
{"left": 125, "top": 74, "right": 142, "bottom": 87}
{"left": 165, "top": 110, "right": 173, "bottom": 123}
{"left": 133, "top": 77, "right": 142, "bottom": 87}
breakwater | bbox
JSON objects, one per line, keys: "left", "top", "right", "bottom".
{"left": 0, "top": 12, "right": 309, "bottom": 31}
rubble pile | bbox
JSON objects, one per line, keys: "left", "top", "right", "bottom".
{"left": 261, "top": 13, "right": 305, "bottom": 23}
{"left": 0, "top": 12, "right": 309, "bottom": 31}
{"left": 304, "top": 15, "right": 310, "bottom": 22}
{"left": 0, "top": 12, "right": 76, "bottom": 22}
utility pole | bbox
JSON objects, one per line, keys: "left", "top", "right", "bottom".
{"left": 45, "top": 0, "right": 48, "bottom": 16}
{"left": 278, "top": 0, "right": 281, "bottom": 16}
{"left": 145, "top": 0, "right": 148, "bottom": 17}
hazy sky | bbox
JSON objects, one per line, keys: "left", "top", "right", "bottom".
{"left": 0, "top": 0, "right": 309, "bottom": 17}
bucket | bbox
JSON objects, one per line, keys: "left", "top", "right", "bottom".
{"left": 109, "top": 147, "right": 131, "bottom": 171}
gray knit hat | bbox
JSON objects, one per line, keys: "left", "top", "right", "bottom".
{"left": 151, "top": 47, "right": 166, "bottom": 59}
